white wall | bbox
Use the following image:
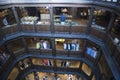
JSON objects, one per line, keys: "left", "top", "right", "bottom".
{"left": 0, "top": 0, "right": 11, "bottom": 4}
{"left": 0, "top": 0, "right": 90, "bottom": 4}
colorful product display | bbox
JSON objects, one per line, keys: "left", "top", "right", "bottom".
{"left": 86, "top": 47, "right": 97, "bottom": 58}
{"left": 63, "top": 43, "right": 79, "bottom": 51}
{"left": 36, "top": 40, "right": 50, "bottom": 49}
{"left": 42, "top": 59, "right": 52, "bottom": 66}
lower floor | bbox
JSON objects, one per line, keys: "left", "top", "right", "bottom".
{"left": 25, "top": 72, "right": 83, "bottom": 80}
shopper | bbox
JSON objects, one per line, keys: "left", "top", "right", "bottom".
{"left": 68, "top": 74, "right": 73, "bottom": 80}
{"left": 34, "top": 72, "right": 39, "bottom": 80}
{"left": 76, "top": 41, "right": 79, "bottom": 51}
{"left": 60, "top": 13, "right": 66, "bottom": 25}
{"left": 61, "top": 61, "right": 65, "bottom": 67}
{"left": 63, "top": 43, "right": 67, "bottom": 50}
{"left": 66, "top": 61, "right": 70, "bottom": 67}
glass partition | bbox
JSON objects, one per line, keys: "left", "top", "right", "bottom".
{"left": 25, "top": 37, "right": 38, "bottom": 49}
{"left": 7, "top": 67, "right": 19, "bottom": 80}
{"left": 55, "top": 38, "right": 84, "bottom": 56}
{"left": 32, "top": 58, "right": 43, "bottom": 65}
{"left": 0, "top": 46, "right": 10, "bottom": 69}
{"left": 25, "top": 37, "right": 51, "bottom": 50}
{"left": 110, "top": 16, "right": 120, "bottom": 39}
{"left": 69, "top": 60, "right": 80, "bottom": 68}
{"left": 32, "top": 58, "right": 53, "bottom": 66}
{"left": 16, "top": 7, "right": 50, "bottom": 32}
{"left": 76, "top": 7, "right": 90, "bottom": 25}
{"left": 17, "top": 37, "right": 53, "bottom": 55}
{"left": 54, "top": 7, "right": 89, "bottom": 26}
{"left": 54, "top": 7, "right": 89, "bottom": 33}
{"left": 55, "top": 38, "right": 83, "bottom": 51}
{"left": 0, "top": 8, "right": 18, "bottom": 36}
{"left": 54, "top": 7, "right": 72, "bottom": 26}
{"left": 18, "top": 58, "right": 31, "bottom": 70}
{"left": 82, "top": 63, "right": 92, "bottom": 76}
{"left": 92, "top": 8, "right": 111, "bottom": 31}
{"left": 7, "top": 38, "right": 24, "bottom": 53}
{"left": 56, "top": 60, "right": 80, "bottom": 68}
{"left": 99, "top": 55, "right": 114, "bottom": 80}
{"left": 19, "top": 7, "right": 50, "bottom": 25}
{"left": 86, "top": 41, "right": 99, "bottom": 59}
{"left": 0, "top": 8, "right": 16, "bottom": 27}
{"left": 109, "top": 16, "right": 120, "bottom": 67}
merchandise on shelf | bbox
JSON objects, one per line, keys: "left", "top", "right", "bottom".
{"left": 36, "top": 40, "right": 50, "bottom": 49}
{"left": 86, "top": 47, "right": 97, "bottom": 58}
{"left": 42, "top": 59, "right": 52, "bottom": 66}
{"left": 21, "top": 16, "right": 38, "bottom": 24}
{"left": 63, "top": 42, "right": 79, "bottom": 51}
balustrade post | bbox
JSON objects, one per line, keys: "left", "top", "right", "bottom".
{"left": 94, "top": 49, "right": 102, "bottom": 66}
{"left": 22, "top": 37, "right": 29, "bottom": 53}
{"left": 0, "top": 27, "right": 5, "bottom": 40}
{"left": 90, "top": 72, "right": 94, "bottom": 80}
{"left": 12, "top": 7, "right": 22, "bottom": 32}
{"left": 4, "top": 44, "right": 16, "bottom": 59}
{"left": 28, "top": 57, "right": 33, "bottom": 66}
{"left": 105, "top": 13, "right": 116, "bottom": 45}
{"left": 51, "top": 38, "right": 56, "bottom": 56}
{"left": 107, "top": 13, "right": 116, "bottom": 34}
{"left": 78, "top": 62, "right": 83, "bottom": 73}
{"left": 116, "top": 0, "right": 120, "bottom": 5}
{"left": 15, "top": 63, "right": 22, "bottom": 72}
{"left": 34, "top": 21, "right": 38, "bottom": 33}
{"left": 49, "top": 7, "right": 55, "bottom": 33}
{"left": 87, "top": 7, "right": 94, "bottom": 34}
{"left": 68, "top": 49, "right": 70, "bottom": 57}
{"left": 53, "top": 59, "right": 57, "bottom": 72}
{"left": 82, "top": 40, "right": 87, "bottom": 57}
{"left": 69, "top": 23, "right": 72, "bottom": 34}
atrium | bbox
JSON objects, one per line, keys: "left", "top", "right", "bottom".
{"left": 0, "top": 0, "right": 120, "bottom": 80}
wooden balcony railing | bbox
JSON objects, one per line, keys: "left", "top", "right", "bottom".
{"left": 0, "top": 24, "right": 120, "bottom": 71}
{"left": 35, "top": 25, "right": 50, "bottom": 33}
{"left": 21, "top": 24, "right": 35, "bottom": 32}
{"left": 91, "top": 28, "right": 107, "bottom": 41}
{"left": 56, "top": 49, "right": 83, "bottom": 57}
{"left": 0, "top": 57, "right": 14, "bottom": 76}
{"left": 71, "top": 26, "right": 87, "bottom": 34}
{"left": 28, "top": 48, "right": 52, "bottom": 55}
{"left": 55, "top": 25, "right": 69, "bottom": 33}
{"left": 2, "top": 24, "right": 19, "bottom": 36}
{"left": 105, "top": 35, "right": 120, "bottom": 70}
{"left": 55, "top": 25, "right": 87, "bottom": 34}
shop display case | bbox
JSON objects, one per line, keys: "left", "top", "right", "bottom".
{"left": 54, "top": 15, "right": 73, "bottom": 25}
